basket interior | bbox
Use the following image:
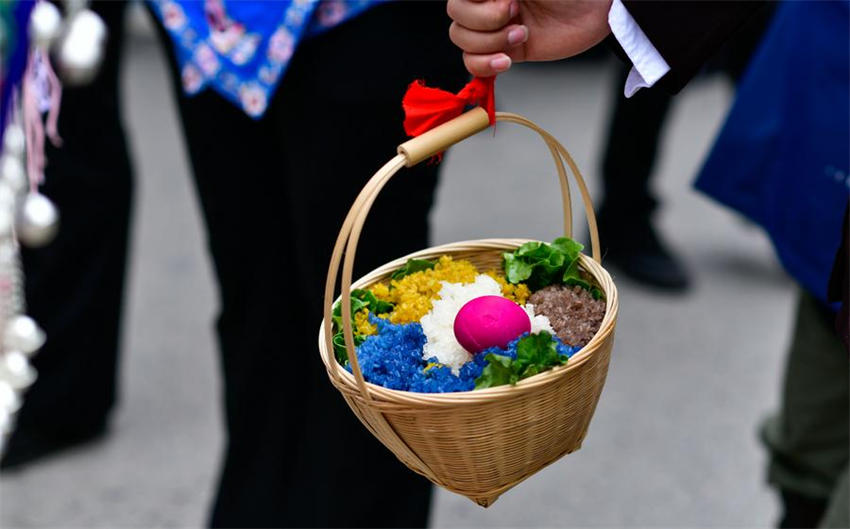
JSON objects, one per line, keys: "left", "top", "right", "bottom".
{"left": 318, "top": 238, "right": 618, "bottom": 506}
{"left": 320, "top": 238, "right": 617, "bottom": 401}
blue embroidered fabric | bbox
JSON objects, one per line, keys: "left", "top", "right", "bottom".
{"left": 148, "top": 0, "right": 380, "bottom": 118}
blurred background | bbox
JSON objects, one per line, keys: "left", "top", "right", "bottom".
{"left": 0, "top": 2, "right": 802, "bottom": 527}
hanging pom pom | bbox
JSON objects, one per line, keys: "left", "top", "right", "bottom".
{"left": 0, "top": 351, "right": 37, "bottom": 390}
{"left": 402, "top": 76, "right": 496, "bottom": 138}
{"left": 29, "top": 1, "right": 63, "bottom": 49}
{"left": 0, "top": 382, "right": 21, "bottom": 414}
{"left": 2, "top": 124, "right": 26, "bottom": 159}
{"left": 5, "top": 315, "right": 46, "bottom": 356}
{"left": 55, "top": 8, "right": 106, "bottom": 86}
{"left": 16, "top": 192, "right": 59, "bottom": 247}
{"left": 0, "top": 155, "right": 27, "bottom": 193}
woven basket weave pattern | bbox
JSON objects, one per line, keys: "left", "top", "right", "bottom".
{"left": 319, "top": 111, "right": 618, "bottom": 507}
{"left": 320, "top": 242, "right": 616, "bottom": 506}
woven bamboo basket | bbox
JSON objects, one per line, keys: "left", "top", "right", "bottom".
{"left": 319, "top": 108, "right": 618, "bottom": 507}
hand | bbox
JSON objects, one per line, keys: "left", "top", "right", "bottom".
{"left": 447, "top": 0, "right": 613, "bottom": 77}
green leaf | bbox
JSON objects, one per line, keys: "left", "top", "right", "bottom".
{"left": 503, "top": 238, "right": 577, "bottom": 290}
{"left": 503, "top": 253, "right": 535, "bottom": 283}
{"left": 331, "top": 290, "right": 392, "bottom": 366}
{"left": 515, "top": 241, "right": 543, "bottom": 257}
{"left": 350, "top": 289, "right": 394, "bottom": 314}
{"left": 550, "top": 237, "right": 584, "bottom": 259}
{"left": 332, "top": 331, "right": 348, "bottom": 365}
{"left": 333, "top": 330, "right": 366, "bottom": 366}
{"left": 515, "top": 332, "right": 561, "bottom": 375}
{"left": 332, "top": 295, "right": 370, "bottom": 328}
{"left": 562, "top": 260, "right": 606, "bottom": 301}
{"left": 502, "top": 236, "right": 603, "bottom": 296}
{"left": 474, "top": 332, "right": 569, "bottom": 389}
{"left": 562, "top": 259, "right": 590, "bottom": 289}
{"left": 391, "top": 258, "right": 436, "bottom": 281}
{"left": 474, "top": 354, "right": 519, "bottom": 389}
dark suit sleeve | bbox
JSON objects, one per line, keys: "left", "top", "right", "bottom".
{"left": 617, "top": 1, "right": 766, "bottom": 93}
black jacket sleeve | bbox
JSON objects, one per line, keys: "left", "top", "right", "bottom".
{"left": 617, "top": 1, "right": 766, "bottom": 93}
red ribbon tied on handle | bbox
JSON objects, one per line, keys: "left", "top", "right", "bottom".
{"left": 402, "top": 76, "right": 496, "bottom": 137}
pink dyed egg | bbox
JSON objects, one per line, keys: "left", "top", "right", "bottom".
{"left": 453, "top": 296, "right": 531, "bottom": 354}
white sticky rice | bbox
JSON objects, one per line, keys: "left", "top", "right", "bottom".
{"left": 420, "top": 274, "right": 555, "bottom": 374}
{"left": 525, "top": 304, "right": 556, "bottom": 335}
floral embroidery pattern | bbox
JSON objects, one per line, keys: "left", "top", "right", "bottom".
{"left": 267, "top": 27, "right": 295, "bottom": 64}
{"left": 181, "top": 63, "right": 203, "bottom": 93}
{"left": 161, "top": 1, "right": 187, "bottom": 30}
{"left": 239, "top": 83, "right": 268, "bottom": 117}
{"left": 150, "top": 0, "right": 379, "bottom": 118}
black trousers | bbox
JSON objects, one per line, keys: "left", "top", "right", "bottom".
{"left": 598, "top": 3, "right": 776, "bottom": 235}
{"left": 13, "top": 1, "right": 466, "bottom": 526}
{"left": 154, "top": 3, "right": 468, "bottom": 527}
{"left": 599, "top": 64, "right": 671, "bottom": 229}
{"left": 14, "top": 0, "right": 133, "bottom": 443}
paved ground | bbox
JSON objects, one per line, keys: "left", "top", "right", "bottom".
{"left": 0, "top": 13, "right": 795, "bottom": 528}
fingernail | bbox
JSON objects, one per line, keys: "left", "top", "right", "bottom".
{"left": 507, "top": 26, "right": 527, "bottom": 45}
{"left": 490, "top": 56, "right": 512, "bottom": 72}
{"left": 509, "top": 1, "right": 518, "bottom": 18}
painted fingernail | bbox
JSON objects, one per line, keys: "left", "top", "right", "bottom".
{"left": 490, "top": 56, "right": 512, "bottom": 72}
{"left": 507, "top": 26, "right": 527, "bottom": 45}
{"left": 509, "top": 1, "right": 518, "bottom": 18}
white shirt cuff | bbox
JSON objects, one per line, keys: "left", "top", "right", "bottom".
{"left": 608, "top": 0, "right": 671, "bottom": 97}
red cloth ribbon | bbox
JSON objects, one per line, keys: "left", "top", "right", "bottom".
{"left": 402, "top": 76, "right": 496, "bottom": 137}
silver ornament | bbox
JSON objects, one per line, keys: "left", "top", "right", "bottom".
{"left": 0, "top": 241, "right": 25, "bottom": 316}
{"left": 0, "top": 351, "right": 36, "bottom": 390}
{"left": 0, "top": 381, "right": 20, "bottom": 413}
{"left": 3, "top": 124, "right": 26, "bottom": 158}
{"left": 29, "top": 1, "right": 63, "bottom": 48}
{"left": 0, "top": 183, "right": 16, "bottom": 207}
{"left": 56, "top": 9, "right": 107, "bottom": 86}
{"left": 0, "top": 155, "right": 27, "bottom": 193}
{"left": 0, "top": 209, "right": 14, "bottom": 239}
{"left": 16, "top": 193, "right": 59, "bottom": 247}
{"left": 5, "top": 316, "right": 46, "bottom": 356}
{"left": 0, "top": 406, "right": 13, "bottom": 435}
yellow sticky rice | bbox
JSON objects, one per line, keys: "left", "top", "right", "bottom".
{"left": 362, "top": 256, "right": 530, "bottom": 331}
{"left": 354, "top": 309, "right": 377, "bottom": 336}
{"left": 485, "top": 270, "right": 531, "bottom": 305}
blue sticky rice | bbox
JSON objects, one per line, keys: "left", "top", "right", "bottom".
{"left": 344, "top": 314, "right": 580, "bottom": 393}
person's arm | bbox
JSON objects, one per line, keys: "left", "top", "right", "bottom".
{"left": 607, "top": 0, "right": 670, "bottom": 97}
{"left": 447, "top": 0, "right": 764, "bottom": 93}
{"left": 616, "top": 0, "right": 764, "bottom": 93}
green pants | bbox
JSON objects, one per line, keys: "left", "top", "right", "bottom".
{"left": 762, "top": 291, "right": 849, "bottom": 527}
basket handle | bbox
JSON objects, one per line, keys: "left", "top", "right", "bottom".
{"left": 323, "top": 109, "right": 602, "bottom": 393}
{"left": 320, "top": 109, "right": 602, "bottom": 482}
{"left": 398, "top": 107, "right": 492, "bottom": 166}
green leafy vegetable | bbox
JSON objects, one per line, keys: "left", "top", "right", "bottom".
{"left": 550, "top": 236, "right": 585, "bottom": 258}
{"left": 562, "top": 259, "right": 604, "bottom": 300}
{"left": 503, "top": 237, "right": 604, "bottom": 298}
{"left": 331, "top": 289, "right": 394, "bottom": 365}
{"left": 515, "top": 331, "right": 567, "bottom": 373}
{"left": 391, "top": 258, "right": 436, "bottom": 281}
{"left": 474, "top": 332, "right": 568, "bottom": 389}
{"left": 475, "top": 354, "right": 518, "bottom": 389}
{"left": 332, "top": 331, "right": 365, "bottom": 365}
